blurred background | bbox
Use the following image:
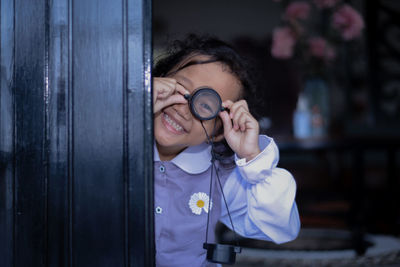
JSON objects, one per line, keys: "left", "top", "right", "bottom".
{"left": 153, "top": 0, "right": 400, "bottom": 265}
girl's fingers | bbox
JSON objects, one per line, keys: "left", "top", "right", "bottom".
{"left": 222, "top": 100, "right": 234, "bottom": 110}
{"left": 228, "top": 100, "right": 249, "bottom": 119}
{"left": 153, "top": 94, "right": 187, "bottom": 114}
{"left": 157, "top": 78, "right": 177, "bottom": 89}
{"left": 231, "top": 106, "right": 248, "bottom": 129}
{"left": 154, "top": 82, "right": 172, "bottom": 99}
{"left": 221, "top": 100, "right": 250, "bottom": 131}
{"left": 153, "top": 77, "right": 191, "bottom": 113}
{"left": 154, "top": 78, "right": 189, "bottom": 100}
{"left": 162, "top": 94, "right": 187, "bottom": 107}
{"left": 237, "top": 112, "right": 249, "bottom": 132}
{"left": 175, "top": 83, "right": 190, "bottom": 96}
{"left": 154, "top": 78, "right": 177, "bottom": 95}
{"left": 231, "top": 107, "right": 258, "bottom": 133}
{"left": 218, "top": 110, "right": 233, "bottom": 133}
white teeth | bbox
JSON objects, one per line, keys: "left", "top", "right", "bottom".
{"left": 164, "top": 113, "right": 184, "bottom": 132}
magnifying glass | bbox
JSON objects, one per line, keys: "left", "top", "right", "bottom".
{"left": 184, "top": 87, "right": 225, "bottom": 121}
{"left": 183, "top": 87, "right": 242, "bottom": 264}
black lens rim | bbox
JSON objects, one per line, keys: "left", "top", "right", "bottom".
{"left": 188, "top": 87, "right": 222, "bottom": 121}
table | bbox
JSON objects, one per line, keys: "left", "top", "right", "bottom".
{"left": 274, "top": 135, "right": 400, "bottom": 255}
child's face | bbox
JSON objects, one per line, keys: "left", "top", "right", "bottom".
{"left": 154, "top": 55, "right": 242, "bottom": 161}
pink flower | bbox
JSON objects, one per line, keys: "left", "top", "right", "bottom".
{"left": 313, "top": 0, "right": 340, "bottom": 9}
{"left": 308, "top": 37, "right": 336, "bottom": 60}
{"left": 285, "top": 2, "right": 311, "bottom": 21}
{"left": 332, "top": 4, "right": 364, "bottom": 40}
{"left": 271, "top": 27, "right": 297, "bottom": 59}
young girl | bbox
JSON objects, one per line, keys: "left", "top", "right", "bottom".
{"left": 153, "top": 35, "right": 300, "bottom": 267}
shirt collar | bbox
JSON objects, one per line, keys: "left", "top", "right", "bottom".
{"left": 154, "top": 142, "right": 212, "bottom": 174}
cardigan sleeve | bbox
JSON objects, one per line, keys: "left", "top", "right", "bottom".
{"left": 219, "top": 135, "right": 300, "bottom": 244}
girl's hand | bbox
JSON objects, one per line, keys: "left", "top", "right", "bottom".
{"left": 219, "top": 100, "right": 261, "bottom": 161}
{"left": 153, "top": 78, "right": 189, "bottom": 114}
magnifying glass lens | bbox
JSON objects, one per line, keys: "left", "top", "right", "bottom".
{"left": 192, "top": 91, "right": 221, "bottom": 119}
{"left": 192, "top": 90, "right": 221, "bottom": 120}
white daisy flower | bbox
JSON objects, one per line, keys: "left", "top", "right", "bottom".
{"left": 188, "top": 192, "right": 212, "bottom": 215}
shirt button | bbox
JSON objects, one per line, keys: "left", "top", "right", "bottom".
{"left": 159, "top": 165, "right": 165, "bottom": 173}
{"left": 155, "top": 206, "right": 163, "bottom": 214}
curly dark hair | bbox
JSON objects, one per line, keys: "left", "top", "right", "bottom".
{"left": 153, "top": 34, "right": 257, "bottom": 107}
{"left": 153, "top": 34, "right": 258, "bottom": 164}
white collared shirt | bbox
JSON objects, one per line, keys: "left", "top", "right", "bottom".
{"left": 154, "top": 135, "right": 300, "bottom": 244}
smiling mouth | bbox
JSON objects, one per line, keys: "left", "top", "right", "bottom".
{"left": 163, "top": 113, "right": 185, "bottom": 133}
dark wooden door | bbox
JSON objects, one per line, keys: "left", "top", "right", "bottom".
{"left": 0, "top": 0, "right": 154, "bottom": 266}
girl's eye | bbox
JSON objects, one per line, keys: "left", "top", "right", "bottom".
{"left": 200, "top": 102, "right": 212, "bottom": 112}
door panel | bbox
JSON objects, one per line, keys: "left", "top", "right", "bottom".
{"left": 0, "top": 0, "right": 154, "bottom": 266}
{"left": 73, "top": 1, "right": 125, "bottom": 265}
{"left": 0, "top": 1, "right": 15, "bottom": 266}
